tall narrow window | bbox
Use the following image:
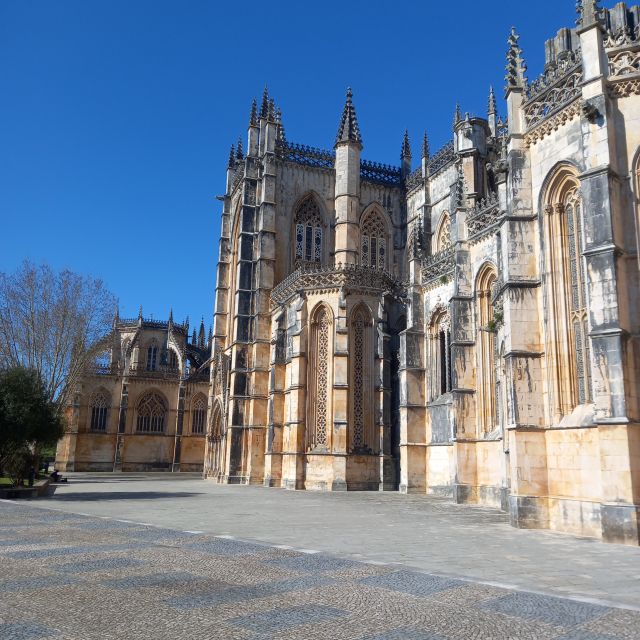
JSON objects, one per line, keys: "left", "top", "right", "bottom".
{"left": 136, "top": 392, "right": 166, "bottom": 432}
{"left": 476, "top": 265, "right": 498, "bottom": 435}
{"left": 543, "top": 168, "right": 592, "bottom": 418}
{"left": 360, "top": 210, "right": 387, "bottom": 269}
{"left": 168, "top": 350, "right": 178, "bottom": 370}
{"left": 90, "top": 391, "right": 109, "bottom": 431}
{"left": 349, "top": 305, "right": 376, "bottom": 453}
{"left": 294, "top": 196, "right": 323, "bottom": 266}
{"left": 308, "top": 306, "right": 332, "bottom": 450}
{"left": 191, "top": 395, "right": 207, "bottom": 435}
{"left": 429, "top": 309, "right": 452, "bottom": 400}
{"left": 146, "top": 342, "right": 158, "bottom": 371}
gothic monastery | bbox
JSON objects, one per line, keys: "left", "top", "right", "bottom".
{"left": 58, "top": 0, "right": 640, "bottom": 545}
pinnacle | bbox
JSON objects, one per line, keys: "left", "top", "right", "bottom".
{"left": 488, "top": 86, "right": 497, "bottom": 115}
{"left": 401, "top": 129, "right": 412, "bottom": 159}
{"left": 228, "top": 144, "right": 235, "bottom": 169}
{"left": 236, "top": 137, "right": 244, "bottom": 160}
{"left": 453, "top": 104, "right": 462, "bottom": 128}
{"left": 422, "top": 131, "right": 430, "bottom": 159}
{"left": 260, "top": 86, "right": 269, "bottom": 118}
{"left": 249, "top": 98, "right": 258, "bottom": 127}
{"left": 335, "top": 87, "right": 362, "bottom": 147}
{"left": 505, "top": 26, "right": 527, "bottom": 92}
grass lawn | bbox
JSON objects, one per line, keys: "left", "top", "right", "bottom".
{"left": 0, "top": 476, "right": 15, "bottom": 485}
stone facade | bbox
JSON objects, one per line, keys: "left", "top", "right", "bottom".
{"left": 56, "top": 312, "right": 210, "bottom": 472}
{"left": 203, "top": 0, "right": 640, "bottom": 545}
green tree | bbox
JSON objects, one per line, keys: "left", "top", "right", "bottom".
{"left": 0, "top": 367, "right": 64, "bottom": 485}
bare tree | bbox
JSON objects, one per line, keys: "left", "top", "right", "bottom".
{"left": 0, "top": 261, "right": 116, "bottom": 408}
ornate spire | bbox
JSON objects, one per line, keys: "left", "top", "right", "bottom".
{"left": 198, "top": 318, "right": 206, "bottom": 348}
{"left": 260, "top": 86, "right": 269, "bottom": 118}
{"left": 488, "top": 86, "right": 497, "bottom": 115}
{"left": 236, "top": 137, "right": 244, "bottom": 161}
{"left": 249, "top": 98, "right": 258, "bottom": 127}
{"left": 401, "top": 129, "right": 412, "bottom": 160}
{"left": 191, "top": 329, "right": 197, "bottom": 344}
{"left": 335, "top": 87, "right": 362, "bottom": 147}
{"left": 576, "top": 0, "right": 601, "bottom": 27}
{"left": 208, "top": 325, "right": 213, "bottom": 344}
{"left": 138, "top": 305, "right": 143, "bottom": 325}
{"left": 227, "top": 144, "right": 235, "bottom": 169}
{"left": 267, "top": 98, "right": 275, "bottom": 122}
{"left": 505, "top": 27, "right": 527, "bottom": 93}
{"left": 453, "top": 103, "right": 462, "bottom": 128}
{"left": 168, "top": 307, "right": 173, "bottom": 327}
{"left": 422, "top": 131, "right": 430, "bottom": 160}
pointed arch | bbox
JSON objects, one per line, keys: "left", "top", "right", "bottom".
{"left": 293, "top": 193, "right": 326, "bottom": 268}
{"left": 359, "top": 203, "right": 390, "bottom": 269}
{"left": 145, "top": 338, "right": 159, "bottom": 372}
{"left": 434, "top": 211, "right": 451, "bottom": 253}
{"left": 191, "top": 393, "right": 208, "bottom": 435}
{"left": 136, "top": 390, "right": 167, "bottom": 433}
{"left": 307, "top": 303, "right": 333, "bottom": 451}
{"left": 428, "top": 305, "right": 452, "bottom": 400}
{"left": 475, "top": 262, "right": 498, "bottom": 435}
{"left": 542, "top": 163, "right": 592, "bottom": 420}
{"left": 89, "top": 388, "right": 111, "bottom": 432}
{"left": 349, "top": 302, "right": 376, "bottom": 453}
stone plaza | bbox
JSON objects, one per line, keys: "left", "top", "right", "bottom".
{"left": 1, "top": 474, "right": 640, "bottom": 639}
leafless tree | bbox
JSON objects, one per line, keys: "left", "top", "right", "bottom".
{"left": 0, "top": 261, "right": 116, "bottom": 408}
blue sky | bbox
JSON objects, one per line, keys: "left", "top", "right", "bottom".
{"left": 0, "top": 0, "right": 577, "bottom": 327}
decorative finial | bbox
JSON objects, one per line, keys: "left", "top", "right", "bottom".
{"left": 422, "top": 131, "right": 430, "bottom": 160}
{"left": 227, "top": 144, "right": 235, "bottom": 169}
{"left": 335, "top": 87, "right": 362, "bottom": 147}
{"left": 401, "top": 129, "right": 412, "bottom": 160}
{"left": 260, "top": 86, "right": 269, "bottom": 118}
{"left": 249, "top": 98, "right": 258, "bottom": 127}
{"left": 505, "top": 27, "right": 528, "bottom": 94}
{"left": 488, "top": 86, "right": 497, "bottom": 115}
{"left": 236, "top": 137, "right": 244, "bottom": 160}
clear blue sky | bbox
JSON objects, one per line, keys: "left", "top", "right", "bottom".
{"left": 0, "top": 0, "right": 577, "bottom": 327}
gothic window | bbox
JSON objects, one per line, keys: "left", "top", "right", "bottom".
{"left": 360, "top": 210, "right": 387, "bottom": 269}
{"left": 434, "top": 212, "right": 451, "bottom": 253}
{"left": 543, "top": 168, "right": 592, "bottom": 418}
{"left": 349, "top": 305, "right": 375, "bottom": 453}
{"left": 90, "top": 391, "right": 109, "bottom": 432}
{"left": 294, "top": 196, "right": 323, "bottom": 266}
{"left": 168, "top": 350, "right": 178, "bottom": 370}
{"left": 429, "top": 309, "right": 452, "bottom": 400}
{"left": 307, "top": 305, "right": 332, "bottom": 450}
{"left": 475, "top": 264, "right": 498, "bottom": 435}
{"left": 146, "top": 341, "right": 158, "bottom": 372}
{"left": 136, "top": 392, "right": 167, "bottom": 433}
{"left": 191, "top": 394, "right": 207, "bottom": 435}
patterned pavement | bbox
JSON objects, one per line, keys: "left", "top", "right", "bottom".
{"left": 1, "top": 501, "right": 639, "bottom": 640}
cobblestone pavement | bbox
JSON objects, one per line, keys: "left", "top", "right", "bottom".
{"left": 1, "top": 499, "right": 640, "bottom": 640}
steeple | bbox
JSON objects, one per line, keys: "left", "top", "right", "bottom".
{"left": 421, "top": 131, "right": 430, "bottom": 161}
{"left": 335, "top": 87, "right": 362, "bottom": 148}
{"left": 505, "top": 27, "right": 527, "bottom": 94}
{"left": 260, "top": 86, "right": 269, "bottom": 118}
{"left": 249, "top": 98, "right": 258, "bottom": 127}
{"left": 576, "top": 0, "right": 601, "bottom": 27}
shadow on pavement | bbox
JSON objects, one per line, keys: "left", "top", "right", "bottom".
{"left": 46, "top": 492, "right": 203, "bottom": 501}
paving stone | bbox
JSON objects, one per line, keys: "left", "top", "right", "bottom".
{"left": 266, "top": 553, "right": 362, "bottom": 573}
{"left": 358, "top": 630, "right": 449, "bottom": 640}
{"left": 359, "top": 570, "right": 465, "bottom": 597}
{"left": 228, "top": 604, "right": 348, "bottom": 633}
{"left": 54, "top": 557, "right": 143, "bottom": 573}
{"left": 0, "top": 622, "right": 61, "bottom": 639}
{"left": 3, "top": 575, "right": 78, "bottom": 591}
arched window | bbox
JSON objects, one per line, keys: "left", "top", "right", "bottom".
{"left": 349, "top": 305, "right": 376, "bottom": 453}
{"left": 360, "top": 209, "right": 387, "bottom": 269}
{"left": 428, "top": 308, "right": 452, "bottom": 400}
{"left": 168, "top": 349, "right": 178, "bottom": 370}
{"left": 543, "top": 167, "right": 592, "bottom": 417}
{"left": 90, "top": 391, "right": 109, "bottom": 432}
{"left": 136, "top": 392, "right": 166, "bottom": 433}
{"left": 294, "top": 196, "right": 323, "bottom": 266}
{"left": 434, "top": 212, "right": 451, "bottom": 253}
{"left": 146, "top": 341, "right": 158, "bottom": 372}
{"left": 476, "top": 265, "right": 498, "bottom": 435}
{"left": 307, "top": 305, "right": 332, "bottom": 451}
{"left": 191, "top": 394, "right": 207, "bottom": 435}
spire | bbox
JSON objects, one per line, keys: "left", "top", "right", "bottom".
{"left": 453, "top": 103, "right": 462, "bottom": 128}
{"left": 576, "top": 0, "right": 601, "bottom": 27}
{"left": 138, "top": 305, "right": 143, "bottom": 326}
{"left": 260, "top": 86, "right": 269, "bottom": 118}
{"left": 236, "top": 137, "right": 244, "bottom": 161}
{"left": 168, "top": 307, "right": 173, "bottom": 329}
{"left": 184, "top": 315, "right": 189, "bottom": 336}
{"left": 208, "top": 325, "right": 213, "bottom": 344}
{"left": 488, "top": 86, "right": 497, "bottom": 115}
{"left": 422, "top": 131, "right": 430, "bottom": 160}
{"left": 198, "top": 318, "right": 206, "bottom": 348}
{"left": 335, "top": 87, "right": 362, "bottom": 147}
{"left": 112, "top": 303, "right": 119, "bottom": 329}
{"left": 267, "top": 97, "right": 276, "bottom": 121}
{"left": 401, "top": 129, "right": 412, "bottom": 160}
{"left": 191, "top": 328, "right": 197, "bottom": 344}
{"left": 227, "top": 144, "right": 235, "bottom": 169}
{"left": 249, "top": 98, "right": 258, "bottom": 127}
{"left": 505, "top": 27, "right": 527, "bottom": 93}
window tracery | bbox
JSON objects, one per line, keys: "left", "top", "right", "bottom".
{"left": 294, "top": 196, "right": 323, "bottom": 265}
{"left": 191, "top": 395, "right": 207, "bottom": 435}
{"left": 308, "top": 306, "right": 331, "bottom": 450}
{"left": 360, "top": 210, "right": 387, "bottom": 269}
{"left": 428, "top": 309, "right": 452, "bottom": 400}
{"left": 146, "top": 341, "right": 158, "bottom": 372}
{"left": 136, "top": 392, "right": 166, "bottom": 433}
{"left": 476, "top": 265, "right": 498, "bottom": 435}
{"left": 435, "top": 213, "right": 451, "bottom": 253}
{"left": 90, "top": 391, "right": 109, "bottom": 431}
